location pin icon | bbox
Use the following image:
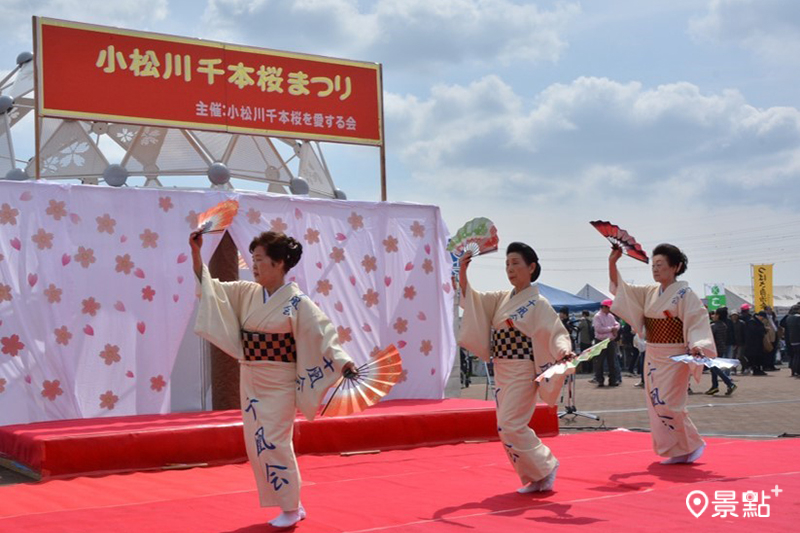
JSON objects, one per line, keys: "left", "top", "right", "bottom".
{"left": 686, "top": 490, "right": 709, "bottom": 518}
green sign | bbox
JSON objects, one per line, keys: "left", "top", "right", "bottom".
{"left": 705, "top": 283, "right": 727, "bottom": 311}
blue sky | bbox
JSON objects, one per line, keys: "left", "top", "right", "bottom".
{"left": 2, "top": 0, "right": 799, "bottom": 297}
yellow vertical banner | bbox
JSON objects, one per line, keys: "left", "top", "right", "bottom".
{"left": 752, "top": 264, "right": 774, "bottom": 312}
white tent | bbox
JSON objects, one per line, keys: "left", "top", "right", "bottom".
{"left": 575, "top": 283, "right": 610, "bottom": 302}
{"left": 726, "top": 285, "right": 800, "bottom": 315}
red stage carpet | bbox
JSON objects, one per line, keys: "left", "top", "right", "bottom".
{"left": 1, "top": 431, "right": 796, "bottom": 532}
{"left": 0, "top": 399, "right": 557, "bottom": 479}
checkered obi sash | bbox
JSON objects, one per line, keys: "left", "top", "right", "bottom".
{"left": 644, "top": 317, "right": 685, "bottom": 344}
{"left": 241, "top": 330, "right": 297, "bottom": 362}
{"left": 491, "top": 326, "right": 534, "bottom": 360}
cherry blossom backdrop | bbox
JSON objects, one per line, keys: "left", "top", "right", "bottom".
{"left": 0, "top": 182, "right": 454, "bottom": 426}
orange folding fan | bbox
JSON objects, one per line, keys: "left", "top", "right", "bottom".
{"left": 321, "top": 344, "right": 403, "bottom": 417}
{"left": 196, "top": 199, "right": 239, "bottom": 235}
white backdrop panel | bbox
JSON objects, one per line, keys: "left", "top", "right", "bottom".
{"left": 0, "top": 182, "right": 454, "bottom": 425}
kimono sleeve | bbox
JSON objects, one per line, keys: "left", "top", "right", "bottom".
{"left": 458, "top": 284, "right": 506, "bottom": 362}
{"left": 193, "top": 264, "right": 248, "bottom": 360}
{"left": 292, "top": 297, "right": 353, "bottom": 421}
{"left": 678, "top": 288, "right": 716, "bottom": 358}
{"left": 516, "top": 297, "right": 571, "bottom": 406}
{"left": 610, "top": 278, "right": 650, "bottom": 336}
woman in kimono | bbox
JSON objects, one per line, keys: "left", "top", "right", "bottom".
{"left": 190, "top": 230, "right": 355, "bottom": 528}
{"left": 608, "top": 243, "right": 715, "bottom": 464}
{"left": 458, "top": 242, "right": 572, "bottom": 493}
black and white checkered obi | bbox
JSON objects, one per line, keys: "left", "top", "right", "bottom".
{"left": 241, "top": 330, "right": 297, "bottom": 362}
{"left": 491, "top": 326, "right": 534, "bottom": 360}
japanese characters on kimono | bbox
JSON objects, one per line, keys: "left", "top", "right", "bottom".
{"left": 194, "top": 265, "right": 352, "bottom": 510}
{"left": 610, "top": 278, "right": 716, "bottom": 458}
{"left": 458, "top": 283, "right": 571, "bottom": 405}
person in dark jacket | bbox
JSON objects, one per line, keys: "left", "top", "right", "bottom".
{"left": 705, "top": 308, "right": 736, "bottom": 395}
{"left": 741, "top": 305, "right": 767, "bottom": 376}
{"left": 731, "top": 311, "right": 746, "bottom": 371}
{"left": 783, "top": 304, "right": 800, "bottom": 377}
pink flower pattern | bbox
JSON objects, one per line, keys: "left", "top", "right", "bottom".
{"left": 31, "top": 228, "right": 54, "bottom": 250}
{"left": 96, "top": 214, "right": 116, "bottom": 234}
{"left": 185, "top": 210, "right": 199, "bottom": 229}
{"left": 420, "top": 339, "right": 433, "bottom": 356}
{"left": 0, "top": 196, "right": 443, "bottom": 407}
{"left": 115, "top": 254, "right": 135, "bottom": 274}
{"left": 44, "top": 284, "right": 62, "bottom": 304}
{"left": 348, "top": 212, "right": 364, "bottom": 230}
{"left": 99, "top": 390, "right": 119, "bottom": 410}
{"left": 0, "top": 283, "right": 12, "bottom": 303}
{"left": 270, "top": 217, "right": 288, "bottom": 233}
{"left": 82, "top": 297, "right": 101, "bottom": 316}
{"left": 362, "top": 288, "right": 379, "bottom": 308}
{"left": 403, "top": 285, "right": 417, "bottom": 300}
{"left": 41, "top": 380, "right": 64, "bottom": 401}
{"left": 0, "top": 203, "right": 19, "bottom": 225}
{"left": 393, "top": 317, "right": 408, "bottom": 334}
{"left": 1, "top": 334, "right": 24, "bottom": 357}
{"left": 140, "top": 229, "right": 159, "bottom": 249}
{"left": 330, "top": 247, "right": 345, "bottom": 263}
{"left": 316, "top": 279, "right": 333, "bottom": 296}
{"left": 158, "top": 197, "right": 174, "bottom": 212}
{"left": 142, "top": 285, "right": 156, "bottom": 301}
{"left": 305, "top": 228, "right": 320, "bottom": 244}
{"left": 74, "top": 246, "right": 96, "bottom": 268}
{"left": 99, "top": 344, "right": 121, "bottom": 365}
{"left": 336, "top": 326, "right": 352, "bottom": 344}
{"left": 0, "top": 378, "right": 6, "bottom": 394}
{"left": 54, "top": 326, "right": 72, "bottom": 346}
{"left": 45, "top": 200, "right": 68, "bottom": 221}
{"left": 150, "top": 375, "right": 167, "bottom": 392}
{"left": 383, "top": 235, "right": 399, "bottom": 253}
{"left": 361, "top": 255, "right": 377, "bottom": 273}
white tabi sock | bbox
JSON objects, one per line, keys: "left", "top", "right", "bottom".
{"left": 661, "top": 444, "right": 705, "bottom": 465}
{"left": 517, "top": 461, "right": 559, "bottom": 493}
{"left": 537, "top": 461, "right": 559, "bottom": 491}
{"left": 684, "top": 444, "right": 706, "bottom": 463}
{"left": 268, "top": 504, "right": 306, "bottom": 529}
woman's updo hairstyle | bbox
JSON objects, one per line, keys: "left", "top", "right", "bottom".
{"left": 249, "top": 231, "right": 303, "bottom": 273}
{"left": 652, "top": 243, "right": 687, "bottom": 276}
{"left": 506, "top": 241, "right": 541, "bottom": 282}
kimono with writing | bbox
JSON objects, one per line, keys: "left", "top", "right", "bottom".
{"left": 458, "top": 283, "right": 570, "bottom": 485}
{"left": 611, "top": 278, "right": 715, "bottom": 458}
{"left": 194, "top": 265, "right": 352, "bottom": 510}
{"left": 458, "top": 283, "right": 570, "bottom": 405}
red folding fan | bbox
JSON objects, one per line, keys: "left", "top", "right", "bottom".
{"left": 590, "top": 220, "right": 649, "bottom": 263}
{"left": 196, "top": 199, "right": 239, "bottom": 235}
{"left": 321, "top": 345, "right": 403, "bottom": 417}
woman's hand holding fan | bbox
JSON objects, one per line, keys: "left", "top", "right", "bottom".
{"left": 447, "top": 217, "right": 500, "bottom": 258}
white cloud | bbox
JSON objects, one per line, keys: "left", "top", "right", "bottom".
{"left": 385, "top": 75, "right": 800, "bottom": 208}
{"left": 201, "top": 0, "right": 580, "bottom": 69}
{"left": 0, "top": 0, "right": 169, "bottom": 43}
{"left": 688, "top": 0, "right": 800, "bottom": 63}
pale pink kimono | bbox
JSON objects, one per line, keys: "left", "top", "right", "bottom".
{"left": 611, "top": 279, "right": 716, "bottom": 458}
{"left": 195, "top": 265, "right": 352, "bottom": 511}
{"left": 459, "top": 283, "right": 570, "bottom": 484}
